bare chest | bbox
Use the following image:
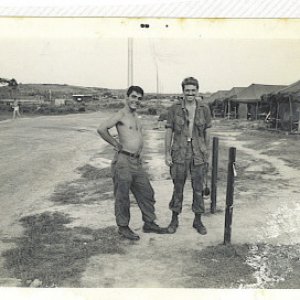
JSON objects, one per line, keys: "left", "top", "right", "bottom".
{"left": 186, "top": 105, "right": 196, "bottom": 125}
{"left": 118, "top": 114, "right": 141, "bottom": 133}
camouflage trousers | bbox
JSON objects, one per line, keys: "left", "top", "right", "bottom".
{"left": 169, "top": 141, "right": 206, "bottom": 214}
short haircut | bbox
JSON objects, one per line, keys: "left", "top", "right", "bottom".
{"left": 181, "top": 77, "right": 199, "bottom": 90}
{"left": 127, "top": 85, "right": 144, "bottom": 97}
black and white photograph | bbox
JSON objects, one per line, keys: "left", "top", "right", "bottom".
{"left": 0, "top": 16, "right": 300, "bottom": 295}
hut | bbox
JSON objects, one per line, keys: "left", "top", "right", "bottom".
{"left": 223, "top": 87, "right": 246, "bottom": 119}
{"left": 72, "top": 94, "right": 93, "bottom": 102}
{"left": 54, "top": 98, "right": 66, "bottom": 106}
{"left": 207, "top": 90, "right": 230, "bottom": 118}
{"left": 233, "top": 84, "right": 286, "bottom": 120}
{"left": 263, "top": 80, "right": 300, "bottom": 131}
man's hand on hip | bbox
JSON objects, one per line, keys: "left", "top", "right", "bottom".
{"left": 165, "top": 153, "right": 173, "bottom": 167}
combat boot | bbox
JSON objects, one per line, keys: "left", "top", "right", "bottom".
{"left": 143, "top": 222, "right": 168, "bottom": 234}
{"left": 193, "top": 214, "right": 207, "bottom": 235}
{"left": 167, "top": 211, "right": 179, "bottom": 234}
{"left": 118, "top": 226, "right": 140, "bottom": 240}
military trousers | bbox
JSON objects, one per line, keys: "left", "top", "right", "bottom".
{"left": 111, "top": 152, "right": 156, "bottom": 226}
{"left": 169, "top": 141, "right": 206, "bottom": 214}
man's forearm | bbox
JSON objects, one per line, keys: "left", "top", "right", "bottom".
{"left": 204, "top": 128, "right": 211, "bottom": 149}
{"left": 165, "top": 128, "right": 173, "bottom": 154}
{"left": 97, "top": 128, "right": 122, "bottom": 150}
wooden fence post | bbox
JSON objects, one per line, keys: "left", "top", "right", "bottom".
{"left": 224, "top": 147, "right": 236, "bottom": 245}
{"left": 210, "top": 137, "right": 219, "bottom": 213}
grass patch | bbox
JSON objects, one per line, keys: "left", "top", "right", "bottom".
{"left": 2, "top": 212, "right": 125, "bottom": 287}
{"left": 182, "top": 244, "right": 256, "bottom": 288}
{"left": 51, "top": 166, "right": 113, "bottom": 205}
{"left": 77, "top": 164, "right": 111, "bottom": 180}
{"left": 245, "top": 243, "right": 300, "bottom": 288}
{"left": 0, "top": 112, "right": 12, "bottom": 121}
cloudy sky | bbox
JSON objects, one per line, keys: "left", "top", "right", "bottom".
{"left": 0, "top": 18, "right": 299, "bottom": 94}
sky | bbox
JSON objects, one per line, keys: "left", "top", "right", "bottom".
{"left": 1, "top": 18, "right": 300, "bottom": 94}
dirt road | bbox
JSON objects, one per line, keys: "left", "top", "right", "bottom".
{"left": 0, "top": 113, "right": 300, "bottom": 288}
{"left": 0, "top": 113, "right": 108, "bottom": 285}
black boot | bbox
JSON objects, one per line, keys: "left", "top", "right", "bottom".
{"left": 118, "top": 226, "right": 140, "bottom": 240}
{"left": 167, "top": 211, "right": 179, "bottom": 234}
{"left": 143, "top": 222, "right": 168, "bottom": 234}
{"left": 193, "top": 214, "right": 207, "bottom": 235}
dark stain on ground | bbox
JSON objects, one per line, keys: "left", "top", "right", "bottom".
{"left": 2, "top": 212, "right": 125, "bottom": 287}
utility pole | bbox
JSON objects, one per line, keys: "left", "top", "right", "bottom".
{"left": 128, "top": 38, "right": 133, "bottom": 86}
{"left": 156, "top": 66, "right": 159, "bottom": 95}
{"left": 156, "top": 65, "right": 161, "bottom": 106}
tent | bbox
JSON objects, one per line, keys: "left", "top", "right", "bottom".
{"left": 233, "top": 84, "right": 286, "bottom": 119}
{"left": 222, "top": 87, "right": 246, "bottom": 119}
{"left": 264, "top": 80, "right": 300, "bottom": 131}
{"left": 276, "top": 80, "right": 300, "bottom": 95}
{"left": 207, "top": 90, "right": 230, "bottom": 118}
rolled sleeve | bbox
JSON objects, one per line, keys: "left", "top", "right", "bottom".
{"left": 205, "top": 105, "right": 212, "bottom": 128}
{"left": 165, "top": 107, "right": 175, "bottom": 130}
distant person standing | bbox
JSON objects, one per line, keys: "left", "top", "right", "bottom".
{"left": 12, "top": 99, "right": 21, "bottom": 119}
{"left": 165, "top": 77, "right": 212, "bottom": 235}
{"left": 97, "top": 85, "right": 167, "bottom": 241}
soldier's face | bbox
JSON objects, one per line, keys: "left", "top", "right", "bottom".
{"left": 126, "top": 91, "right": 142, "bottom": 111}
{"left": 183, "top": 84, "right": 198, "bottom": 103}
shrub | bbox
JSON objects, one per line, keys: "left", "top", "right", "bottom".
{"left": 148, "top": 107, "right": 157, "bottom": 115}
{"left": 105, "top": 102, "right": 124, "bottom": 109}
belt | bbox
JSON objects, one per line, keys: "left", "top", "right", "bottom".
{"left": 119, "top": 149, "right": 140, "bottom": 158}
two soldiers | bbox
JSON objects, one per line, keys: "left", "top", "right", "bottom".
{"left": 98, "top": 77, "right": 211, "bottom": 240}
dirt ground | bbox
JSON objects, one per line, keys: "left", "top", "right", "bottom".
{"left": 0, "top": 113, "right": 300, "bottom": 288}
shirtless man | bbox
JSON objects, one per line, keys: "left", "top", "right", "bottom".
{"left": 12, "top": 99, "right": 21, "bottom": 119}
{"left": 97, "top": 86, "right": 167, "bottom": 240}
